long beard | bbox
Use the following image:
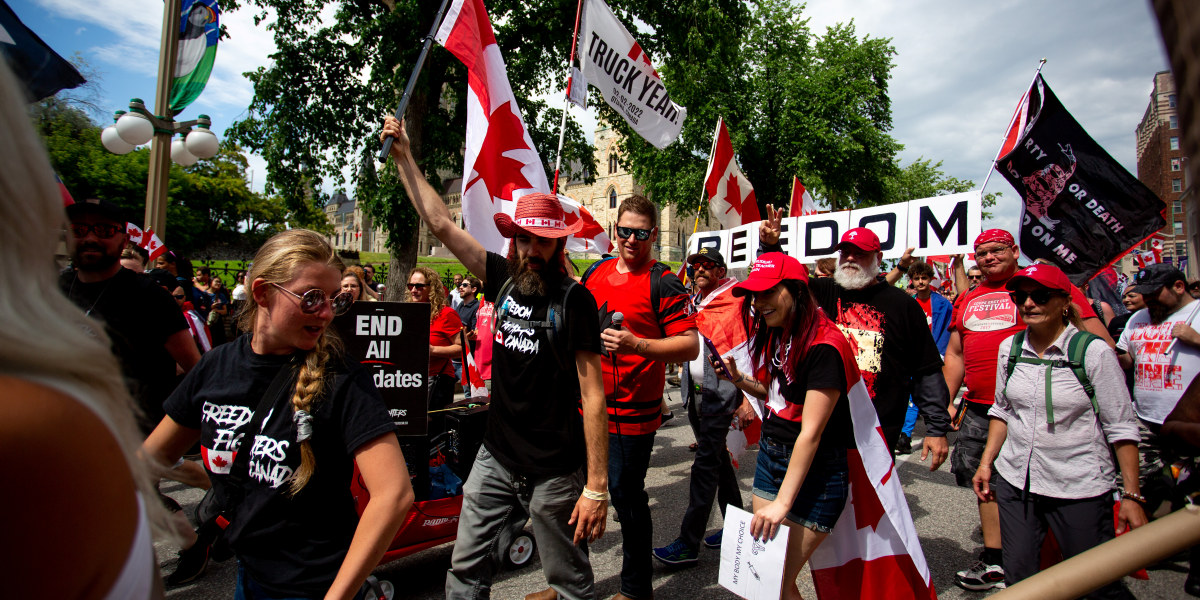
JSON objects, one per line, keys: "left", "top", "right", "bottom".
{"left": 509, "top": 255, "right": 549, "bottom": 297}
{"left": 833, "top": 257, "right": 880, "bottom": 290}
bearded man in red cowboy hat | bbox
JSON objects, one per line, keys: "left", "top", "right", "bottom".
{"left": 383, "top": 116, "right": 609, "bottom": 600}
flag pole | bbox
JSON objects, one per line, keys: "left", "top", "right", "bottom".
{"left": 377, "top": 0, "right": 456, "bottom": 162}
{"left": 552, "top": 0, "right": 587, "bottom": 193}
{"left": 978, "top": 58, "right": 1047, "bottom": 192}
{"left": 789, "top": 176, "right": 797, "bottom": 217}
{"left": 692, "top": 116, "right": 723, "bottom": 235}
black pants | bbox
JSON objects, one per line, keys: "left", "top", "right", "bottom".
{"left": 995, "top": 475, "right": 1135, "bottom": 599}
{"left": 679, "top": 398, "right": 744, "bottom": 547}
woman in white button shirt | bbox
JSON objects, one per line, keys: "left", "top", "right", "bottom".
{"left": 972, "top": 264, "right": 1147, "bottom": 596}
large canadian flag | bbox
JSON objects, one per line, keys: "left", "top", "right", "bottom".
{"left": 808, "top": 323, "right": 936, "bottom": 599}
{"left": 559, "top": 194, "right": 614, "bottom": 254}
{"left": 435, "top": 0, "right": 550, "bottom": 254}
{"left": 789, "top": 176, "right": 818, "bottom": 217}
{"left": 704, "top": 117, "right": 760, "bottom": 229}
{"left": 691, "top": 279, "right": 760, "bottom": 464}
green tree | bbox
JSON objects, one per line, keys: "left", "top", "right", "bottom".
{"left": 224, "top": 0, "right": 598, "bottom": 298}
{"left": 607, "top": 0, "right": 902, "bottom": 217}
{"left": 884, "top": 157, "right": 1000, "bottom": 220}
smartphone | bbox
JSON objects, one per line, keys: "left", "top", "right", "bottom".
{"left": 703, "top": 336, "right": 736, "bottom": 381}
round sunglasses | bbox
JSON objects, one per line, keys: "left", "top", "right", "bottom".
{"left": 270, "top": 282, "right": 354, "bottom": 316}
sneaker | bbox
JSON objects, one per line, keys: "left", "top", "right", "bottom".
{"left": 703, "top": 531, "right": 722, "bottom": 549}
{"left": 661, "top": 411, "right": 675, "bottom": 424}
{"left": 894, "top": 434, "right": 912, "bottom": 455}
{"left": 954, "top": 559, "right": 1006, "bottom": 591}
{"left": 652, "top": 538, "right": 699, "bottom": 566}
{"left": 167, "top": 540, "right": 211, "bottom": 585}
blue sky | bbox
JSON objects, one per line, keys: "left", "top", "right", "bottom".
{"left": 19, "top": 0, "right": 1170, "bottom": 234}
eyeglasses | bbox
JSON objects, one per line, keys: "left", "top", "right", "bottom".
{"left": 270, "top": 282, "right": 354, "bottom": 316}
{"left": 407, "top": 282, "right": 428, "bottom": 290}
{"left": 70, "top": 223, "right": 122, "bottom": 239}
{"left": 172, "top": 293, "right": 186, "bottom": 300}
{"left": 975, "top": 245, "right": 1012, "bottom": 259}
{"left": 693, "top": 260, "right": 718, "bottom": 270}
{"left": 615, "top": 226, "right": 653, "bottom": 241}
{"left": 458, "top": 283, "right": 471, "bottom": 288}
{"left": 1009, "top": 289, "right": 1066, "bottom": 305}
{"left": 968, "top": 275, "right": 984, "bottom": 281}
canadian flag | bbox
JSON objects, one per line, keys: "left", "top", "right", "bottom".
{"left": 126, "top": 222, "right": 145, "bottom": 246}
{"left": 558, "top": 194, "right": 613, "bottom": 254}
{"left": 808, "top": 321, "right": 935, "bottom": 599}
{"left": 703, "top": 117, "right": 760, "bottom": 229}
{"left": 436, "top": 0, "right": 550, "bottom": 254}
{"left": 201, "top": 446, "right": 234, "bottom": 475}
{"left": 140, "top": 228, "right": 169, "bottom": 262}
{"left": 459, "top": 330, "right": 489, "bottom": 399}
{"left": 691, "top": 278, "right": 760, "bottom": 466}
{"left": 789, "top": 176, "right": 818, "bottom": 217}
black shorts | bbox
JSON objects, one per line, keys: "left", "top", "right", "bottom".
{"left": 951, "top": 401, "right": 997, "bottom": 489}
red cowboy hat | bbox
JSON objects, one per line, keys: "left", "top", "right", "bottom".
{"left": 494, "top": 193, "right": 584, "bottom": 239}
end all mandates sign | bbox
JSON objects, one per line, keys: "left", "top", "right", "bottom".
{"left": 335, "top": 302, "right": 430, "bottom": 437}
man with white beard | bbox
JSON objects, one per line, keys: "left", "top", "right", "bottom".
{"left": 761, "top": 213, "right": 951, "bottom": 467}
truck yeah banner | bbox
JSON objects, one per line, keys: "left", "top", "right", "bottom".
{"left": 687, "top": 191, "right": 982, "bottom": 269}
{"left": 579, "top": 0, "right": 686, "bottom": 149}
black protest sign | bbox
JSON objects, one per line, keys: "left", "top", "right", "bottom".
{"left": 998, "top": 74, "right": 1166, "bottom": 285}
{"left": 335, "top": 302, "right": 430, "bottom": 436}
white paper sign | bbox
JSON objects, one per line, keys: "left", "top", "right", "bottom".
{"left": 718, "top": 506, "right": 789, "bottom": 599}
{"left": 688, "top": 190, "right": 982, "bottom": 262}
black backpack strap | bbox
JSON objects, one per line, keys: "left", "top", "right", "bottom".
{"left": 580, "top": 256, "right": 614, "bottom": 285}
{"left": 648, "top": 262, "right": 671, "bottom": 338}
{"left": 547, "top": 277, "right": 578, "bottom": 372}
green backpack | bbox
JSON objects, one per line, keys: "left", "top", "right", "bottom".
{"left": 1003, "top": 330, "right": 1103, "bottom": 424}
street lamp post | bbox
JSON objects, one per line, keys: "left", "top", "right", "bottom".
{"left": 97, "top": 0, "right": 219, "bottom": 240}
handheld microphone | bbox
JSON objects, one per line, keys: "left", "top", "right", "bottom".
{"left": 610, "top": 312, "right": 624, "bottom": 330}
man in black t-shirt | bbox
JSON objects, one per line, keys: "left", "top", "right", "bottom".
{"left": 760, "top": 212, "right": 951, "bottom": 468}
{"left": 384, "top": 117, "right": 609, "bottom": 600}
{"left": 61, "top": 199, "right": 201, "bottom": 432}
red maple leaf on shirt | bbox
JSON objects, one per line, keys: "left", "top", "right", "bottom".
{"left": 466, "top": 101, "right": 536, "bottom": 202}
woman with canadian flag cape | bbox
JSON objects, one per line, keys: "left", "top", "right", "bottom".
{"left": 713, "top": 252, "right": 935, "bottom": 599}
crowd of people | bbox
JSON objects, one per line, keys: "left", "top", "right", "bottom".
{"left": 8, "top": 42, "right": 1200, "bottom": 596}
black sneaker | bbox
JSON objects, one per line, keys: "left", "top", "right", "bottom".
{"left": 954, "top": 559, "right": 1006, "bottom": 591}
{"left": 894, "top": 434, "right": 912, "bottom": 455}
{"left": 167, "top": 540, "right": 210, "bottom": 585}
{"left": 703, "top": 531, "right": 722, "bottom": 549}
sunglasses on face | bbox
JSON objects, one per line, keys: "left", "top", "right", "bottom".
{"left": 407, "top": 282, "right": 428, "bottom": 291}
{"left": 1009, "top": 289, "right": 1066, "bottom": 306}
{"left": 70, "top": 223, "right": 122, "bottom": 239}
{"left": 270, "top": 282, "right": 354, "bottom": 316}
{"left": 968, "top": 275, "right": 984, "bottom": 280}
{"left": 615, "top": 226, "right": 653, "bottom": 241}
{"left": 172, "top": 293, "right": 186, "bottom": 300}
{"left": 693, "top": 260, "right": 718, "bottom": 270}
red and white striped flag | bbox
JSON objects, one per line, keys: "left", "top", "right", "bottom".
{"left": 789, "top": 176, "right": 818, "bottom": 217}
{"left": 436, "top": 0, "right": 550, "bottom": 254}
{"left": 808, "top": 325, "right": 936, "bottom": 599}
{"left": 703, "top": 117, "right": 760, "bottom": 229}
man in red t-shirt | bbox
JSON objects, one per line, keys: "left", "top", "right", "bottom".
{"left": 944, "top": 229, "right": 1112, "bottom": 591}
{"left": 584, "top": 194, "right": 698, "bottom": 600}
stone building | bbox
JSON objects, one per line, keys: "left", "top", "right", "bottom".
{"left": 323, "top": 192, "right": 388, "bottom": 254}
{"left": 1133, "top": 71, "right": 1189, "bottom": 272}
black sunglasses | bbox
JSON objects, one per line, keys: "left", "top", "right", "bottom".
{"left": 172, "top": 293, "right": 186, "bottom": 300}
{"left": 70, "top": 223, "right": 122, "bottom": 239}
{"left": 270, "top": 283, "right": 354, "bottom": 316}
{"left": 968, "top": 275, "right": 984, "bottom": 280}
{"left": 407, "top": 282, "right": 428, "bottom": 290}
{"left": 693, "top": 260, "right": 718, "bottom": 270}
{"left": 615, "top": 226, "right": 653, "bottom": 241}
{"left": 1009, "top": 289, "right": 1066, "bottom": 305}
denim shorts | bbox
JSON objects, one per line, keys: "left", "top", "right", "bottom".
{"left": 751, "top": 436, "right": 849, "bottom": 533}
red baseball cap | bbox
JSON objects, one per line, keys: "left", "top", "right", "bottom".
{"left": 733, "top": 252, "right": 809, "bottom": 296}
{"left": 836, "top": 227, "right": 881, "bottom": 253}
{"left": 1004, "top": 264, "right": 1073, "bottom": 294}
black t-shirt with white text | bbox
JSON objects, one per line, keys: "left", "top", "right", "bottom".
{"left": 483, "top": 252, "right": 602, "bottom": 476}
{"left": 60, "top": 267, "right": 187, "bottom": 432}
{"left": 164, "top": 336, "right": 396, "bottom": 597}
{"left": 810, "top": 278, "right": 943, "bottom": 432}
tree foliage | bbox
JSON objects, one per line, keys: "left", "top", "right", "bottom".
{"left": 223, "top": 0, "right": 599, "bottom": 297}
{"left": 883, "top": 156, "right": 1000, "bottom": 220}
{"left": 605, "top": 0, "right": 902, "bottom": 217}
{"left": 33, "top": 99, "right": 290, "bottom": 254}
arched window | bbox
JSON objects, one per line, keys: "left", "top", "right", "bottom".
{"left": 608, "top": 187, "right": 618, "bottom": 209}
{"left": 608, "top": 153, "right": 618, "bottom": 174}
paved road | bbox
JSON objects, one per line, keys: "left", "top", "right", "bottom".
{"left": 161, "top": 386, "right": 1190, "bottom": 599}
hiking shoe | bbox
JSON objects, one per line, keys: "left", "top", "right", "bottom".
{"left": 166, "top": 540, "right": 210, "bottom": 585}
{"left": 954, "top": 559, "right": 1006, "bottom": 591}
{"left": 703, "top": 531, "right": 722, "bottom": 549}
{"left": 894, "top": 434, "right": 912, "bottom": 455}
{"left": 652, "top": 539, "right": 698, "bottom": 566}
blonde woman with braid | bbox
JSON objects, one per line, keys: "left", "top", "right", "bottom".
{"left": 406, "top": 266, "right": 462, "bottom": 420}
{"left": 143, "top": 229, "right": 413, "bottom": 599}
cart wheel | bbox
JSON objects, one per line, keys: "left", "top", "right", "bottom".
{"left": 505, "top": 532, "right": 536, "bottom": 569}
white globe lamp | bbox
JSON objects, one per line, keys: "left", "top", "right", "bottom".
{"left": 115, "top": 101, "right": 155, "bottom": 146}
{"left": 101, "top": 113, "right": 135, "bottom": 155}
{"left": 185, "top": 117, "right": 219, "bottom": 160}
{"left": 171, "top": 137, "right": 198, "bottom": 166}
